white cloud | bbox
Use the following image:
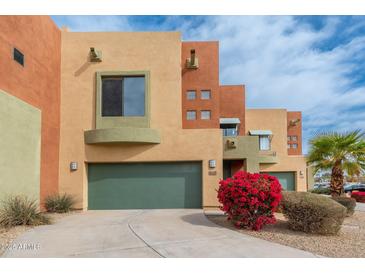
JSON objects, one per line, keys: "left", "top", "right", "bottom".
{"left": 177, "top": 16, "right": 365, "bottom": 153}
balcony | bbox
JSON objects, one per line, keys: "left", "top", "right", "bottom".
{"left": 223, "top": 135, "right": 279, "bottom": 164}
{"left": 258, "top": 150, "right": 279, "bottom": 164}
{"left": 223, "top": 136, "right": 259, "bottom": 159}
{"left": 84, "top": 127, "right": 160, "bottom": 145}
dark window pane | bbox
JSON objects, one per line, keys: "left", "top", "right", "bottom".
{"left": 123, "top": 76, "right": 145, "bottom": 116}
{"left": 102, "top": 78, "right": 123, "bottom": 116}
{"left": 13, "top": 48, "right": 24, "bottom": 66}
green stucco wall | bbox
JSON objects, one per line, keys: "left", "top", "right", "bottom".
{"left": 0, "top": 89, "right": 41, "bottom": 203}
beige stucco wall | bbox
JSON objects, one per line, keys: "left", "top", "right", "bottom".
{"left": 246, "top": 109, "right": 307, "bottom": 191}
{"left": 0, "top": 89, "right": 41, "bottom": 203}
{"left": 59, "top": 32, "right": 223, "bottom": 209}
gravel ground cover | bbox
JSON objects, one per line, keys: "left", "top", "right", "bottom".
{"left": 207, "top": 211, "right": 365, "bottom": 257}
{"left": 0, "top": 211, "right": 80, "bottom": 256}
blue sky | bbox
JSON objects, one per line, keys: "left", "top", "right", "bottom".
{"left": 52, "top": 16, "right": 365, "bottom": 153}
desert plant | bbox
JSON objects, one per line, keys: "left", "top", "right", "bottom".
{"left": 44, "top": 193, "right": 75, "bottom": 213}
{"left": 351, "top": 191, "right": 365, "bottom": 203}
{"left": 280, "top": 191, "right": 346, "bottom": 235}
{"left": 331, "top": 196, "right": 356, "bottom": 216}
{"left": 0, "top": 196, "right": 50, "bottom": 227}
{"left": 307, "top": 130, "right": 365, "bottom": 196}
{"left": 217, "top": 171, "right": 282, "bottom": 231}
{"left": 309, "top": 188, "right": 331, "bottom": 195}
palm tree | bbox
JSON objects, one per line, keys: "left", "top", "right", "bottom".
{"left": 308, "top": 130, "right": 365, "bottom": 196}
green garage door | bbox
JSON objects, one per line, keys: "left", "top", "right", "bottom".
{"left": 263, "top": 172, "right": 295, "bottom": 191}
{"left": 88, "top": 162, "right": 202, "bottom": 210}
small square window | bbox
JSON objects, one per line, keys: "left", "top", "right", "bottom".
{"left": 201, "top": 90, "right": 211, "bottom": 100}
{"left": 292, "top": 143, "right": 298, "bottom": 149}
{"left": 13, "top": 48, "right": 24, "bottom": 66}
{"left": 292, "top": 135, "right": 298, "bottom": 141}
{"left": 187, "top": 110, "right": 196, "bottom": 120}
{"left": 259, "top": 135, "right": 271, "bottom": 151}
{"left": 201, "top": 110, "right": 211, "bottom": 120}
{"left": 187, "top": 90, "right": 196, "bottom": 100}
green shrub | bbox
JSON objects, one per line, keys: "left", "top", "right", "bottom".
{"left": 331, "top": 196, "right": 356, "bottom": 216}
{"left": 280, "top": 191, "right": 346, "bottom": 235}
{"left": 309, "top": 188, "right": 331, "bottom": 195}
{"left": 0, "top": 196, "right": 50, "bottom": 227}
{"left": 44, "top": 193, "right": 75, "bottom": 213}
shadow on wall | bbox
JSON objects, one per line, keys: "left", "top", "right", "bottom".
{"left": 74, "top": 54, "right": 100, "bottom": 77}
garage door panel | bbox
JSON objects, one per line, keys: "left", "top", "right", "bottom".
{"left": 262, "top": 172, "right": 295, "bottom": 191}
{"left": 88, "top": 162, "right": 202, "bottom": 210}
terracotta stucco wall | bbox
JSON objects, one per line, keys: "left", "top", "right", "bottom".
{"left": 181, "top": 41, "right": 220, "bottom": 129}
{"left": 219, "top": 85, "right": 245, "bottom": 135}
{"left": 287, "top": 111, "right": 302, "bottom": 155}
{"left": 60, "top": 32, "right": 223, "bottom": 209}
{"left": 246, "top": 109, "right": 307, "bottom": 191}
{"left": 0, "top": 16, "right": 61, "bottom": 203}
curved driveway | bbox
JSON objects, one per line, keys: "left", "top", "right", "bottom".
{"left": 3, "top": 209, "right": 318, "bottom": 258}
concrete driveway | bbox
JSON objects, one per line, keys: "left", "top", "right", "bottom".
{"left": 3, "top": 209, "right": 318, "bottom": 258}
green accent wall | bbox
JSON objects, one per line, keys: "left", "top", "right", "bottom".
{"left": 95, "top": 71, "right": 150, "bottom": 129}
{"left": 88, "top": 162, "right": 202, "bottom": 209}
{"left": 263, "top": 172, "right": 295, "bottom": 191}
{"left": 84, "top": 127, "right": 160, "bottom": 144}
{"left": 0, "top": 89, "right": 41, "bottom": 203}
{"left": 223, "top": 136, "right": 260, "bottom": 172}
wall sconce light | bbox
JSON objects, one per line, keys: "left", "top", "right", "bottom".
{"left": 209, "top": 160, "right": 216, "bottom": 169}
{"left": 299, "top": 171, "right": 304, "bottom": 176}
{"left": 70, "top": 162, "right": 78, "bottom": 171}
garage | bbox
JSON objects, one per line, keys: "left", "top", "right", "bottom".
{"left": 88, "top": 162, "right": 202, "bottom": 210}
{"left": 262, "top": 172, "right": 296, "bottom": 191}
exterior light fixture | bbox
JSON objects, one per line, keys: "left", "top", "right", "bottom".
{"left": 70, "top": 161, "right": 78, "bottom": 171}
{"left": 89, "top": 47, "right": 102, "bottom": 62}
{"left": 208, "top": 160, "right": 216, "bottom": 169}
{"left": 299, "top": 171, "right": 304, "bottom": 176}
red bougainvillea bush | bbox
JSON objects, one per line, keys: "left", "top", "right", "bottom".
{"left": 351, "top": 191, "right": 365, "bottom": 203}
{"left": 217, "top": 171, "right": 282, "bottom": 231}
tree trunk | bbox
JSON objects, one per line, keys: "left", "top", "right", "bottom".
{"left": 331, "top": 162, "right": 344, "bottom": 197}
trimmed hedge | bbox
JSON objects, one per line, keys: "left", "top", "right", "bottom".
{"left": 309, "top": 188, "right": 331, "bottom": 195}
{"left": 281, "top": 191, "right": 346, "bottom": 235}
{"left": 351, "top": 192, "right": 365, "bottom": 203}
{"left": 331, "top": 196, "right": 356, "bottom": 216}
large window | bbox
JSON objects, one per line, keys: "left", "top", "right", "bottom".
{"left": 102, "top": 76, "right": 145, "bottom": 117}
{"left": 259, "top": 135, "right": 271, "bottom": 150}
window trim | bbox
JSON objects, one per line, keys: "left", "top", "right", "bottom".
{"left": 96, "top": 71, "right": 150, "bottom": 129}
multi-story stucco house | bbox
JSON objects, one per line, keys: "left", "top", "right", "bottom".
{"left": 0, "top": 16, "right": 309, "bottom": 210}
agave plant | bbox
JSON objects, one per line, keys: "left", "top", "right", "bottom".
{"left": 308, "top": 130, "right": 365, "bottom": 196}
